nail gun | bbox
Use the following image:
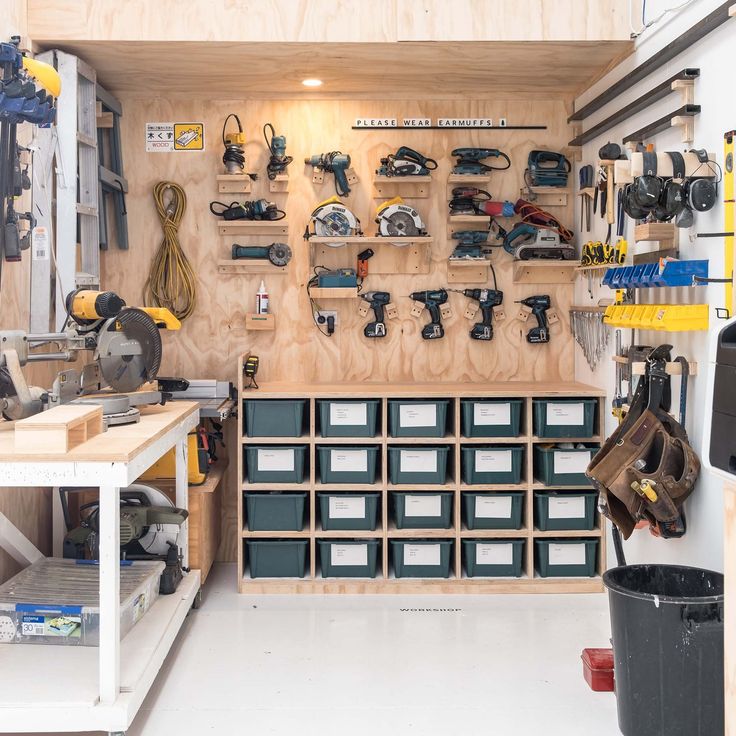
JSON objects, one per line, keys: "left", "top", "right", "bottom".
{"left": 451, "top": 148, "right": 511, "bottom": 175}
{"left": 408, "top": 289, "right": 448, "bottom": 339}
{"left": 450, "top": 288, "right": 504, "bottom": 340}
{"left": 377, "top": 147, "right": 437, "bottom": 177}
{"left": 516, "top": 295, "right": 551, "bottom": 343}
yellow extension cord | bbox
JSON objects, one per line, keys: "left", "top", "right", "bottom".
{"left": 144, "top": 181, "right": 197, "bottom": 321}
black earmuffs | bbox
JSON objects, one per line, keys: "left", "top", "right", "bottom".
{"left": 657, "top": 152, "right": 686, "bottom": 223}
{"left": 632, "top": 151, "right": 664, "bottom": 208}
{"left": 686, "top": 148, "right": 719, "bottom": 212}
{"left": 622, "top": 182, "right": 650, "bottom": 220}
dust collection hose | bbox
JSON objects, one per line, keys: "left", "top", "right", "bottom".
{"left": 144, "top": 181, "right": 197, "bottom": 321}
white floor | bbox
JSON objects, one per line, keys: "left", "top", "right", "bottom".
{"left": 13, "top": 562, "right": 622, "bottom": 735}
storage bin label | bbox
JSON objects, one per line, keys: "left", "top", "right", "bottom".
{"left": 329, "top": 402, "right": 367, "bottom": 426}
{"left": 474, "top": 402, "right": 511, "bottom": 426}
{"left": 548, "top": 496, "right": 586, "bottom": 519}
{"left": 549, "top": 543, "right": 586, "bottom": 566}
{"left": 399, "top": 403, "right": 437, "bottom": 427}
{"left": 404, "top": 544, "right": 441, "bottom": 566}
{"left": 475, "top": 495, "right": 512, "bottom": 518}
{"left": 329, "top": 496, "right": 366, "bottom": 519}
{"left": 257, "top": 448, "right": 295, "bottom": 472}
{"left": 553, "top": 451, "right": 591, "bottom": 474}
{"left": 331, "top": 449, "right": 368, "bottom": 472}
{"left": 400, "top": 450, "right": 437, "bottom": 473}
{"left": 476, "top": 543, "right": 513, "bottom": 566}
{"left": 331, "top": 544, "right": 368, "bottom": 567}
{"left": 475, "top": 450, "right": 512, "bottom": 473}
{"left": 547, "top": 402, "right": 584, "bottom": 426}
{"left": 405, "top": 494, "right": 442, "bottom": 517}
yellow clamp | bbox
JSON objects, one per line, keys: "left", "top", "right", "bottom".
{"left": 631, "top": 479, "right": 658, "bottom": 503}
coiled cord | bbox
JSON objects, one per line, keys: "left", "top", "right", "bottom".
{"left": 145, "top": 181, "right": 197, "bottom": 321}
{"left": 209, "top": 199, "right": 286, "bottom": 220}
{"left": 263, "top": 123, "right": 293, "bottom": 179}
{"left": 222, "top": 113, "right": 245, "bottom": 173}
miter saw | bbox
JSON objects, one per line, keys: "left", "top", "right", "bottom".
{"left": 375, "top": 197, "right": 427, "bottom": 237}
{"left": 304, "top": 196, "right": 362, "bottom": 240}
{"left": 376, "top": 147, "right": 437, "bottom": 177}
{"left": 0, "top": 288, "right": 181, "bottom": 423}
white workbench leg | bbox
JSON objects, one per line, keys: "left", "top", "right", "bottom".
{"left": 175, "top": 437, "right": 189, "bottom": 569}
{"left": 99, "top": 484, "right": 121, "bottom": 705}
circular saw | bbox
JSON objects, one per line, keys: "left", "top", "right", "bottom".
{"left": 306, "top": 196, "right": 362, "bottom": 241}
{"left": 375, "top": 197, "right": 427, "bottom": 237}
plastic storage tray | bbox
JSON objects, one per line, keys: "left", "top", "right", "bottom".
{"left": 534, "top": 445, "right": 596, "bottom": 486}
{"left": 392, "top": 492, "right": 453, "bottom": 529}
{"left": 534, "top": 490, "right": 597, "bottom": 531}
{"left": 602, "top": 260, "right": 708, "bottom": 289}
{"left": 0, "top": 558, "right": 164, "bottom": 646}
{"left": 318, "top": 492, "right": 380, "bottom": 530}
{"left": 460, "top": 399, "right": 523, "bottom": 438}
{"left": 388, "top": 446, "right": 450, "bottom": 485}
{"left": 462, "top": 539, "right": 525, "bottom": 577}
{"left": 534, "top": 539, "right": 598, "bottom": 577}
{"left": 245, "top": 399, "right": 307, "bottom": 437}
{"left": 461, "top": 445, "right": 523, "bottom": 485}
{"left": 318, "top": 539, "right": 380, "bottom": 578}
{"left": 532, "top": 399, "right": 597, "bottom": 438}
{"left": 317, "top": 446, "right": 379, "bottom": 484}
{"left": 462, "top": 491, "right": 524, "bottom": 530}
{"left": 246, "top": 539, "right": 308, "bottom": 578}
{"left": 582, "top": 648, "right": 615, "bottom": 692}
{"left": 245, "top": 445, "right": 307, "bottom": 483}
{"left": 317, "top": 399, "right": 380, "bottom": 438}
{"left": 246, "top": 492, "right": 307, "bottom": 531}
{"left": 388, "top": 399, "right": 450, "bottom": 438}
{"left": 390, "top": 539, "right": 453, "bottom": 578}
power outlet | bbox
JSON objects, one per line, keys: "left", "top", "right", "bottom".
{"left": 316, "top": 310, "right": 338, "bottom": 328}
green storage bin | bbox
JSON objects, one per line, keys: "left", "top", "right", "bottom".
{"left": 318, "top": 539, "right": 380, "bottom": 578}
{"left": 534, "top": 444, "right": 597, "bottom": 486}
{"left": 462, "top": 539, "right": 525, "bottom": 577}
{"left": 390, "top": 539, "right": 453, "bottom": 578}
{"left": 534, "top": 490, "right": 597, "bottom": 531}
{"left": 461, "top": 399, "right": 523, "bottom": 438}
{"left": 245, "top": 445, "right": 307, "bottom": 483}
{"left": 317, "top": 446, "right": 379, "bottom": 484}
{"left": 246, "top": 539, "right": 308, "bottom": 578}
{"left": 461, "top": 445, "right": 523, "bottom": 485}
{"left": 462, "top": 491, "right": 524, "bottom": 530}
{"left": 318, "top": 492, "right": 380, "bottom": 531}
{"left": 317, "top": 399, "right": 380, "bottom": 438}
{"left": 532, "top": 398, "right": 597, "bottom": 438}
{"left": 246, "top": 492, "right": 307, "bottom": 531}
{"left": 388, "top": 399, "right": 450, "bottom": 438}
{"left": 535, "top": 538, "right": 598, "bottom": 578}
{"left": 245, "top": 399, "right": 307, "bottom": 437}
{"left": 388, "top": 446, "right": 450, "bottom": 485}
{"left": 392, "top": 492, "right": 453, "bottom": 529}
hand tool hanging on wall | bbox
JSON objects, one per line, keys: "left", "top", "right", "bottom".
{"left": 209, "top": 199, "right": 285, "bottom": 221}
{"left": 221, "top": 113, "right": 257, "bottom": 179}
{"left": 243, "top": 355, "right": 259, "bottom": 389}
{"left": 231, "top": 242, "right": 291, "bottom": 266}
{"left": 377, "top": 147, "right": 437, "bottom": 177}
{"left": 579, "top": 164, "right": 595, "bottom": 232}
{"left": 569, "top": 307, "right": 610, "bottom": 371}
{"left": 375, "top": 197, "right": 427, "bottom": 236}
{"left": 358, "top": 291, "right": 395, "bottom": 338}
{"left": 305, "top": 151, "right": 358, "bottom": 196}
{"left": 525, "top": 150, "right": 570, "bottom": 187}
{"left": 304, "top": 196, "right": 362, "bottom": 238}
{"left": 450, "top": 288, "right": 504, "bottom": 341}
{"left": 515, "top": 295, "right": 553, "bottom": 343}
{"left": 408, "top": 289, "right": 450, "bottom": 339}
{"left": 263, "top": 123, "right": 292, "bottom": 180}
{"left": 451, "top": 147, "right": 511, "bottom": 175}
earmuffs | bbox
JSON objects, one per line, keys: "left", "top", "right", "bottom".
{"left": 632, "top": 152, "right": 663, "bottom": 208}
{"left": 685, "top": 149, "right": 719, "bottom": 212}
{"left": 656, "top": 152, "right": 686, "bottom": 223}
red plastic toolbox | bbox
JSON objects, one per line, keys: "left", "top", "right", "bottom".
{"left": 581, "top": 647, "right": 614, "bottom": 692}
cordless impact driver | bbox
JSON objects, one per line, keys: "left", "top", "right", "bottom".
{"left": 409, "top": 289, "right": 448, "bottom": 339}
{"left": 451, "top": 289, "right": 503, "bottom": 341}
{"left": 360, "top": 291, "right": 390, "bottom": 338}
{"left": 516, "top": 295, "right": 551, "bottom": 344}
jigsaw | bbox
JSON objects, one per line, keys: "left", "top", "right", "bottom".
{"left": 305, "top": 196, "right": 362, "bottom": 239}
{"left": 451, "top": 147, "right": 511, "bottom": 175}
{"left": 375, "top": 197, "right": 427, "bottom": 237}
{"left": 377, "top": 147, "right": 437, "bottom": 177}
{"left": 525, "top": 150, "right": 571, "bottom": 188}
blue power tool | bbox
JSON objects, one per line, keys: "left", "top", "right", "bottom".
{"left": 451, "top": 148, "right": 511, "bottom": 175}
{"left": 526, "top": 150, "right": 571, "bottom": 187}
{"left": 305, "top": 151, "right": 353, "bottom": 196}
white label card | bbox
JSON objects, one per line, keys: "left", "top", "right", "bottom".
{"left": 475, "top": 495, "right": 512, "bottom": 519}
{"left": 476, "top": 543, "right": 513, "bottom": 566}
{"left": 553, "top": 451, "right": 591, "bottom": 474}
{"left": 548, "top": 543, "right": 587, "bottom": 566}
{"left": 400, "top": 449, "right": 437, "bottom": 473}
{"left": 257, "top": 448, "right": 294, "bottom": 472}
{"left": 330, "top": 449, "right": 368, "bottom": 473}
{"left": 546, "top": 402, "right": 585, "bottom": 426}
{"left": 31, "top": 226, "right": 49, "bottom": 261}
{"left": 328, "top": 496, "right": 366, "bottom": 519}
{"left": 330, "top": 544, "right": 368, "bottom": 567}
{"left": 548, "top": 496, "right": 587, "bottom": 519}
{"left": 404, "top": 544, "right": 441, "bottom": 566}
{"left": 475, "top": 450, "right": 512, "bottom": 473}
{"left": 473, "top": 402, "right": 511, "bottom": 426}
{"left": 404, "top": 495, "right": 442, "bottom": 517}
{"left": 329, "top": 402, "right": 367, "bottom": 426}
{"left": 399, "top": 403, "right": 437, "bottom": 428}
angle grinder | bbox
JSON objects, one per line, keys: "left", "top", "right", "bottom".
{"left": 231, "top": 242, "right": 292, "bottom": 266}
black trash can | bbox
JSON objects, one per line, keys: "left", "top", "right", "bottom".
{"left": 603, "top": 564, "right": 724, "bottom": 736}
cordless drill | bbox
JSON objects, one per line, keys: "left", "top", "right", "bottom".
{"left": 360, "top": 291, "right": 390, "bottom": 338}
{"left": 516, "top": 295, "right": 551, "bottom": 344}
{"left": 452, "top": 289, "right": 503, "bottom": 341}
{"left": 409, "top": 289, "right": 448, "bottom": 339}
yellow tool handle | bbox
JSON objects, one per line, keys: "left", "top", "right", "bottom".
{"left": 606, "top": 164, "right": 615, "bottom": 225}
{"left": 22, "top": 56, "right": 61, "bottom": 98}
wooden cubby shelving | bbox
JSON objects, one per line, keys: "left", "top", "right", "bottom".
{"left": 237, "top": 358, "right": 606, "bottom": 595}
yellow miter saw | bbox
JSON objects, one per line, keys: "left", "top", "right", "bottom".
{"left": 0, "top": 289, "right": 182, "bottom": 425}
{"left": 304, "top": 196, "right": 362, "bottom": 240}
{"left": 375, "top": 197, "right": 427, "bottom": 237}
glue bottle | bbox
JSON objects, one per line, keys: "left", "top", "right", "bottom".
{"left": 256, "top": 280, "right": 269, "bottom": 314}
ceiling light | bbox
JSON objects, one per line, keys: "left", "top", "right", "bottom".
{"left": 301, "top": 78, "right": 323, "bottom": 88}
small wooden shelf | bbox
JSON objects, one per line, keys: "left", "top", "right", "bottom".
{"left": 447, "top": 258, "right": 493, "bottom": 284}
{"left": 575, "top": 264, "right": 611, "bottom": 272}
{"left": 315, "top": 529, "right": 384, "bottom": 538}
{"left": 635, "top": 222, "right": 677, "bottom": 243}
{"left": 513, "top": 260, "right": 577, "bottom": 284}
{"left": 532, "top": 435, "right": 602, "bottom": 443}
{"left": 386, "top": 483, "right": 456, "bottom": 492}
{"left": 308, "top": 235, "right": 433, "bottom": 246}
{"left": 308, "top": 287, "right": 358, "bottom": 300}
{"left": 387, "top": 524, "right": 456, "bottom": 538}
{"left": 459, "top": 483, "right": 528, "bottom": 491}
{"left": 611, "top": 355, "right": 698, "bottom": 376}
{"left": 459, "top": 527, "right": 528, "bottom": 538}
{"left": 218, "top": 220, "right": 289, "bottom": 236}
{"left": 217, "top": 259, "right": 289, "bottom": 275}
{"left": 533, "top": 528, "right": 602, "bottom": 538}
{"left": 374, "top": 175, "right": 432, "bottom": 198}
{"left": 522, "top": 186, "right": 569, "bottom": 207}
{"left": 309, "top": 236, "right": 432, "bottom": 275}
{"left": 385, "top": 435, "right": 456, "bottom": 444}
{"left": 244, "top": 313, "right": 275, "bottom": 331}
{"left": 531, "top": 482, "right": 595, "bottom": 490}
{"left": 448, "top": 173, "right": 492, "bottom": 184}
{"left": 269, "top": 173, "right": 289, "bottom": 193}
{"left": 216, "top": 174, "right": 252, "bottom": 194}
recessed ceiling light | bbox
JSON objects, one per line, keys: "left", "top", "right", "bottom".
{"left": 301, "top": 78, "right": 323, "bottom": 88}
